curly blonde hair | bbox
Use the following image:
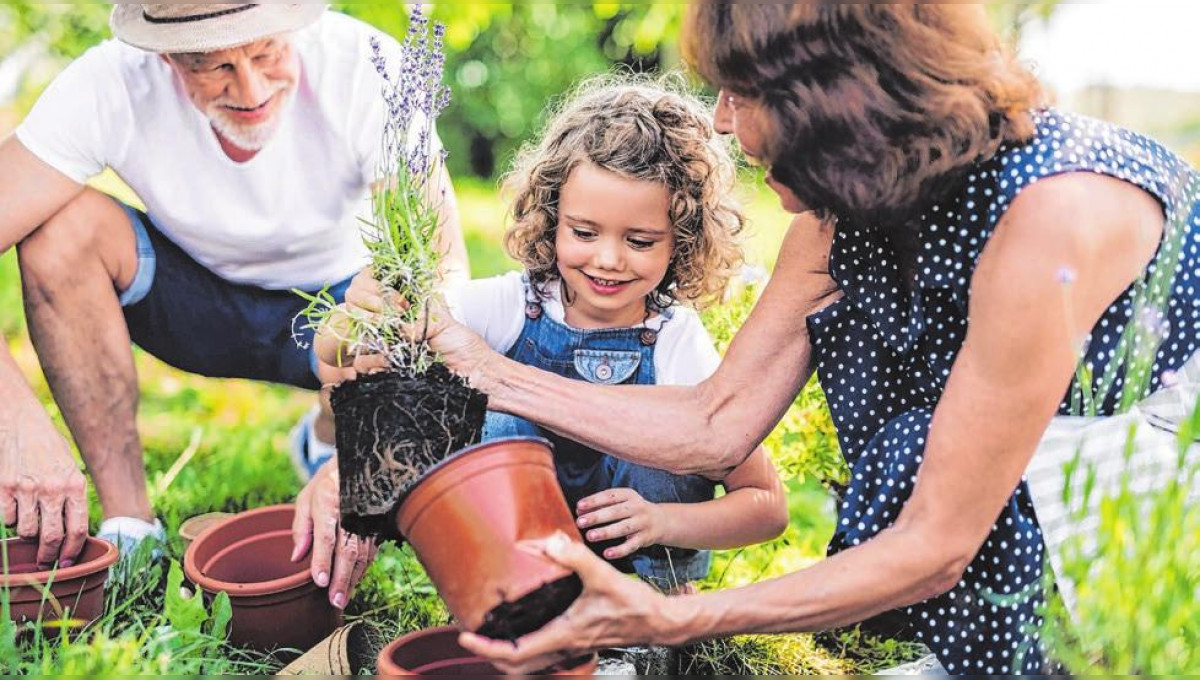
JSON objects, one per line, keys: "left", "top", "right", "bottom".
{"left": 502, "top": 74, "right": 745, "bottom": 311}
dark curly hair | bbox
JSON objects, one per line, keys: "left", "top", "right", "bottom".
{"left": 682, "top": 3, "right": 1044, "bottom": 230}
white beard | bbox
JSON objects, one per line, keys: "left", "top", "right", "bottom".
{"left": 205, "top": 82, "right": 294, "bottom": 152}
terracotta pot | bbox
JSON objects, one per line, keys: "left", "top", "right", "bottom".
{"left": 397, "top": 437, "right": 586, "bottom": 639}
{"left": 377, "top": 625, "right": 598, "bottom": 675}
{"left": 184, "top": 504, "right": 342, "bottom": 652}
{"left": 1, "top": 536, "right": 118, "bottom": 631}
{"left": 178, "top": 511, "right": 233, "bottom": 547}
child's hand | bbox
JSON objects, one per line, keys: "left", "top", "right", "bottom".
{"left": 575, "top": 488, "right": 667, "bottom": 560}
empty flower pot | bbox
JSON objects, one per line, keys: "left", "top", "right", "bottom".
{"left": 396, "top": 437, "right": 586, "bottom": 640}
{"left": 184, "top": 504, "right": 342, "bottom": 652}
{"left": 1, "top": 536, "right": 118, "bottom": 632}
{"left": 377, "top": 625, "right": 598, "bottom": 675}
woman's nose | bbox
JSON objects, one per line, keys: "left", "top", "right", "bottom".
{"left": 713, "top": 88, "right": 734, "bottom": 135}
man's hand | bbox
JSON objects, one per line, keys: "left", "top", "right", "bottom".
{"left": 0, "top": 411, "right": 88, "bottom": 566}
{"left": 291, "top": 458, "right": 377, "bottom": 609}
{"left": 575, "top": 488, "right": 668, "bottom": 561}
{"left": 317, "top": 268, "right": 501, "bottom": 391}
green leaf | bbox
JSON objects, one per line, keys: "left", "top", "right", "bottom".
{"left": 208, "top": 591, "right": 232, "bottom": 640}
{"left": 164, "top": 561, "right": 207, "bottom": 635}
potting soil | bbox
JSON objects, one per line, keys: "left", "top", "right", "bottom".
{"left": 332, "top": 364, "right": 487, "bottom": 539}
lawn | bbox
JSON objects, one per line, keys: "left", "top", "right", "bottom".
{"left": 0, "top": 175, "right": 925, "bottom": 673}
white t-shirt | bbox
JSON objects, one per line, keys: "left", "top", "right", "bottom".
{"left": 445, "top": 271, "right": 722, "bottom": 386}
{"left": 16, "top": 11, "right": 430, "bottom": 290}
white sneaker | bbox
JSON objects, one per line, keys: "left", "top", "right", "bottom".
{"left": 97, "top": 516, "right": 166, "bottom": 560}
{"left": 289, "top": 406, "right": 337, "bottom": 482}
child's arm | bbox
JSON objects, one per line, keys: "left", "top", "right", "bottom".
{"left": 575, "top": 445, "right": 789, "bottom": 557}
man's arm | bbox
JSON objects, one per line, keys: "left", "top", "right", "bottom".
{"left": 0, "top": 135, "right": 90, "bottom": 563}
{"left": 431, "top": 165, "right": 469, "bottom": 285}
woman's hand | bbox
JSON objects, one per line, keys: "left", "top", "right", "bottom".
{"left": 457, "top": 532, "right": 681, "bottom": 674}
{"left": 291, "top": 458, "right": 378, "bottom": 609}
{"left": 575, "top": 488, "right": 667, "bottom": 560}
{"left": 317, "top": 268, "right": 500, "bottom": 388}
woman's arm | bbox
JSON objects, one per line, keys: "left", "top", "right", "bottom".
{"left": 668, "top": 172, "right": 1166, "bottom": 637}
{"left": 459, "top": 173, "right": 1165, "bottom": 672}
{"left": 446, "top": 214, "right": 839, "bottom": 475}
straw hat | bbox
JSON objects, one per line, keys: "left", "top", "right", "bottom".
{"left": 110, "top": 3, "right": 327, "bottom": 53}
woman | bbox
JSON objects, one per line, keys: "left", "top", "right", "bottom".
{"left": 318, "top": 4, "right": 1200, "bottom": 674}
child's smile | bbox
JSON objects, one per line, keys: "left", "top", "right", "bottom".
{"left": 555, "top": 161, "right": 674, "bottom": 329}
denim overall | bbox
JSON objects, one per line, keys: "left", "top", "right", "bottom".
{"left": 482, "top": 281, "right": 715, "bottom": 589}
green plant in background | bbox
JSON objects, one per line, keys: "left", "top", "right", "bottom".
{"left": 1039, "top": 406, "right": 1200, "bottom": 673}
{"left": 1038, "top": 179, "right": 1200, "bottom": 672}
{"left": 337, "top": 3, "right": 683, "bottom": 179}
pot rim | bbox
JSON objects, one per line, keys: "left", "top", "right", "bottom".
{"left": 395, "top": 436, "right": 556, "bottom": 535}
{"left": 0, "top": 535, "right": 118, "bottom": 586}
{"left": 409, "top": 435, "right": 554, "bottom": 490}
{"left": 378, "top": 625, "right": 596, "bottom": 675}
{"left": 184, "top": 504, "right": 312, "bottom": 596}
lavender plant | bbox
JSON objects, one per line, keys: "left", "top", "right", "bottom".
{"left": 299, "top": 4, "right": 452, "bottom": 374}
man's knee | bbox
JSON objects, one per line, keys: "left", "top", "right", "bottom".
{"left": 17, "top": 189, "right": 136, "bottom": 292}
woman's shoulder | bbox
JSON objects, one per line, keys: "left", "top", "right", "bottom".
{"left": 915, "top": 108, "right": 1197, "bottom": 289}
{"left": 981, "top": 108, "right": 1192, "bottom": 215}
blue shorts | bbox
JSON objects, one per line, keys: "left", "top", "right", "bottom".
{"left": 116, "top": 201, "right": 354, "bottom": 390}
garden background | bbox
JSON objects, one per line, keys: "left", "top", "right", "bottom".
{"left": 0, "top": 2, "right": 1196, "bottom": 674}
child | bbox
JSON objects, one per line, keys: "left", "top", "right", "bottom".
{"left": 440, "top": 77, "right": 788, "bottom": 591}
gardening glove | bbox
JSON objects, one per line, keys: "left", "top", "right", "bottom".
{"left": 458, "top": 531, "right": 674, "bottom": 675}
{"left": 292, "top": 458, "right": 378, "bottom": 610}
{"left": 0, "top": 407, "right": 89, "bottom": 567}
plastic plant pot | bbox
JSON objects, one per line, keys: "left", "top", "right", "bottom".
{"left": 396, "top": 437, "right": 586, "bottom": 640}
{"left": 1, "top": 536, "right": 118, "bottom": 632}
{"left": 184, "top": 504, "right": 342, "bottom": 653}
{"left": 376, "top": 625, "right": 598, "bottom": 675}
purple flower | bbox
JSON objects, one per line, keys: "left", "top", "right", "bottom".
{"left": 369, "top": 3, "right": 452, "bottom": 193}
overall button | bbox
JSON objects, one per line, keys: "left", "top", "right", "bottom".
{"left": 595, "top": 363, "right": 613, "bottom": 381}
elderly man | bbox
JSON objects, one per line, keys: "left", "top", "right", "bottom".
{"left": 0, "top": 3, "right": 466, "bottom": 608}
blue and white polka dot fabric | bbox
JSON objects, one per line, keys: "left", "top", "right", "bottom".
{"left": 807, "top": 109, "right": 1200, "bottom": 673}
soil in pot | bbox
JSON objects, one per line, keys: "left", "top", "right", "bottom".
{"left": 184, "top": 505, "right": 342, "bottom": 653}
{"left": 1, "top": 536, "right": 118, "bottom": 631}
{"left": 377, "top": 625, "right": 598, "bottom": 675}
{"left": 331, "top": 363, "right": 487, "bottom": 539}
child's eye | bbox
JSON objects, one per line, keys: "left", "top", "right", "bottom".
{"left": 628, "top": 238, "right": 655, "bottom": 250}
{"left": 571, "top": 228, "right": 596, "bottom": 240}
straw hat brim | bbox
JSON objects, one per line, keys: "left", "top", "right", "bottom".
{"left": 110, "top": 4, "right": 328, "bottom": 54}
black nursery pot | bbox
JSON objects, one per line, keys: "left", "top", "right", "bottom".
{"left": 331, "top": 364, "right": 488, "bottom": 539}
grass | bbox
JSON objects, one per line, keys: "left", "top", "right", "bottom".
{"left": 0, "top": 174, "right": 918, "bottom": 673}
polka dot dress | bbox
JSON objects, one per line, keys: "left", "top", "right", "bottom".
{"left": 807, "top": 109, "right": 1200, "bottom": 674}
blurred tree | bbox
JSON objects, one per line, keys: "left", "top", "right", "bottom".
{"left": 0, "top": 3, "right": 687, "bottom": 180}
{"left": 337, "top": 3, "right": 684, "bottom": 179}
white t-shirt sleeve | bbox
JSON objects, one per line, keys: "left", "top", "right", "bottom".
{"left": 15, "top": 42, "right": 133, "bottom": 184}
{"left": 654, "top": 308, "right": 722, "bottom": 386}
{"left": 443, "top": 271, "right": 528, "bottom": 355}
